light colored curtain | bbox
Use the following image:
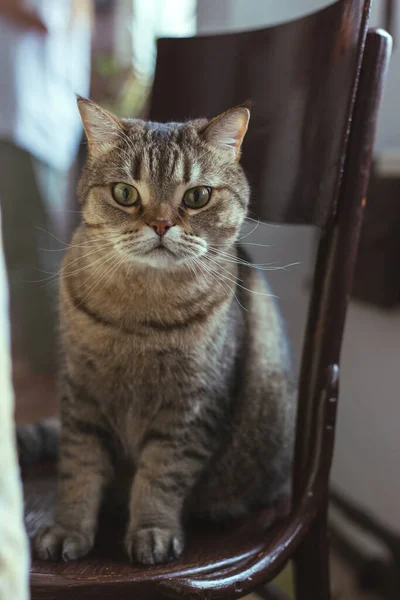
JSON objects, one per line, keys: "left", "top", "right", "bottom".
{"left": 92, "top": 0, "right": 196, "bottom": 116}
{"left": 0, "top": 209, "right": 29, "bottom": 600}
{"left": 130, "top": 0, "right": 196, "bottom": 81}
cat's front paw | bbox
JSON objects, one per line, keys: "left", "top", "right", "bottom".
{"left": 33, "top": 524, "right": 94, "bottom": 561}
{"left": 125, "top": 525, "right": 184, "bottom": 565}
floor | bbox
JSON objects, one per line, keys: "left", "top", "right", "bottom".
{"left": 242, "top": 553, "right": 381, "bottom": 599}
{"left": 330, "top": 554, "right": 380, "bottom": 600}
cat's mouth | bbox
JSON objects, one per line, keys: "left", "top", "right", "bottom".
{"left": 137, "top": 241, "right": 180, "bottom": 267}
{"left": 147, "top": 245, "right": 175, "bottom": 256}
{"left": 115, "top": 232, "right": 207, "bottom": 268}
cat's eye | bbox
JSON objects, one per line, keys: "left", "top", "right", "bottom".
{"left": 112, "top": 183, "right": 140, "bottom": 207}
{"left": 183, "top": 186, "right": 212, "bottom": 209}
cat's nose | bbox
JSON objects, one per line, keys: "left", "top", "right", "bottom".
{"left": 148, "top": 220, "right": 175, "bottom": 237}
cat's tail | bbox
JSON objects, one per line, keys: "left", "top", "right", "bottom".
{"left": 16, "top": 418, "right": 60, "bottom": 467}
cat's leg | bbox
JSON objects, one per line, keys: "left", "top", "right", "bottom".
{"left": 34, "top": 398, "right": 113, "bottom": 561}
{"left": 125, "top": 408, "right": 215, "bottom": 565}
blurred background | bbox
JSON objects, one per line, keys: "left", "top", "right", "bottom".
{"left": 0, "top": 1, "right": 399, "bottom": 599}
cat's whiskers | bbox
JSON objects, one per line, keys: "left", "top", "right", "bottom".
{"left": 40, "top": 253, "right": 115, "bottom": 288}
{"left": 186, "top": 258, "right": 198, "bottom": 281}
{"left": 65, "top": 252, "right": 127, "bottom": 318}
{"left": 29, "top": 245, "right": 113, "bottom": 285}
{"left": 39, "top": 242, "right": 119, "bottom": 286}
{"left": 191, "top": 256, "right": 230, "bottom": 296}
{"left": 208, "top": 247, "right": 300, "bottom": 272}
{"left": 61, "top": 242, "right": 114, "bottom": 267}
{"left": 193, "top": 256, "right": 248, "bottom": 312}
{"left": 37, "top": 225, "right": 122, "bottom": 251}
{"left": 201, "top": 254, "right": 279, "bottom": 300}
{"left": 36, "top": 225, "right": 75, "bottom": 248}
{"left": 208, "top": 247, "right": 276, "bottom": 269}
{"left": 211, "top": 241, "right": 271, "bottom": 249}
{"left": 171, "top": 233, "right": 209, "bottom": 260}
{"left": 200, "top": 257, "right": 242, "bottom": 289}
{"left": 204, "top": 254, "right": 244, "bottom": 283}
{"left": 189, "top": 256, "right": 215, "bottom": 287}
{"left": 167, "top": 241, "right": 206, "bottom": 261}
{"left": 114, "top": 235, "right": 151, "bottom": 253}
{"left": 237, "top": 242, "right": 271, "bottom": 248}
{"left": 35, "top": 242, "right": 117, "bottom": 285}
{"left": 245, "top": 214, "right": 281, "bottom": 228}
{"left": 63, "top": 249, "right": 120, "bottom": 293}
{"left": 239, "top": 217, "right": 260, "bottom": 240}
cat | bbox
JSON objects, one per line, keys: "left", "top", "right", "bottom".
{"left": 26, "top": 98, "right": 296, "bottom": 565}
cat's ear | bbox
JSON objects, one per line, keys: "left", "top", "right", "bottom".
{"left": 201, "top": 106, "right": 250, "bottom": 161}
{"left": 77, "top": 96, "right": 122, "bottom": 157}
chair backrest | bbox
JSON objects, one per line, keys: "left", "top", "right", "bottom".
{"left": 150, "top": 0, "right": 371, "bottom": 226}
{"left": 294, "top": 27, "right": 391, "bottom": 501}
{"left": 149, "top": 1, "right": 392, "bottom": 508}
{"left": 25, "top": 7, "right": 392, "bottom": 599}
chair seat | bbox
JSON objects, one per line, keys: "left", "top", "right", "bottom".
{"left": 24, "top": 463, "right": 299, "bottom": 600}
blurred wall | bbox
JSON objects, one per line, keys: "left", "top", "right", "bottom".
{"left": 197, "top": 0, "right": 335, "bottom": 33}
{"left": 370, "top": 0, "right": 400, "bottom": 153}
{"left": 197, "top": 0, "right": 400, "bottom": 533}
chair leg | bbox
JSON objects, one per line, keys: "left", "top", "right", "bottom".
{"left": 293, "top": 498, "right": 331, "bottom": 600}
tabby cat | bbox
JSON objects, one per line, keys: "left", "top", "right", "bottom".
{"left": 30, "top": 98, "right": 296, "bottom": 565}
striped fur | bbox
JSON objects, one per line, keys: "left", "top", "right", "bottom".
{"left": 32, "top": 100, "right": 296, "bottom": 565}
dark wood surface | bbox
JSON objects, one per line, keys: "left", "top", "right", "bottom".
{"left": 293, "top": 26, "right": 392, "bottom": 600}
{"left": 294, "top": 500, "right": 332, "bottom": 600}
{"left": 23, "top": 1, "right": 392, "bottom": 598}
{"left": 26, "top": 464, "right": 293, "bottom": 599}
{"left": 25, "top": 427, "right": 328, "bottom": 600}
{"left": 293, "top": 25, "right": 392, "bottom": 500}
{"left": 150, "top": 0, "right": 369, "bottom": 226}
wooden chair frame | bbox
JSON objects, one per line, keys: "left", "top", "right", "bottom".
{"left": 25, "top": 3, "right": 391, "bottom": 599}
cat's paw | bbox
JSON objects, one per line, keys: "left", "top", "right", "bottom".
{"left": 125, "top": 525, "right": 184, "bottom": 565}
{"left": 33, "top": 524, "right": 93, "bottom": 561}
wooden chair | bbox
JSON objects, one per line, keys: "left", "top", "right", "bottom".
{"left": 24, "top": 1, "right": 391, "bottom": 598}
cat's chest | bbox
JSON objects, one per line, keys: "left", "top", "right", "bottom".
{"left": 83, "top": 344, "right": 183, "bottom": 408}
{"left": 103, "top": 381, "right": 160, "bottom": 456}
{"left": 70, "top": 335, "right": 208, "bottom": 453}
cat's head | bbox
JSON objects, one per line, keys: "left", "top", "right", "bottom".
{"left": 77, "top": 98, "right": 250, "bottom": 269}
